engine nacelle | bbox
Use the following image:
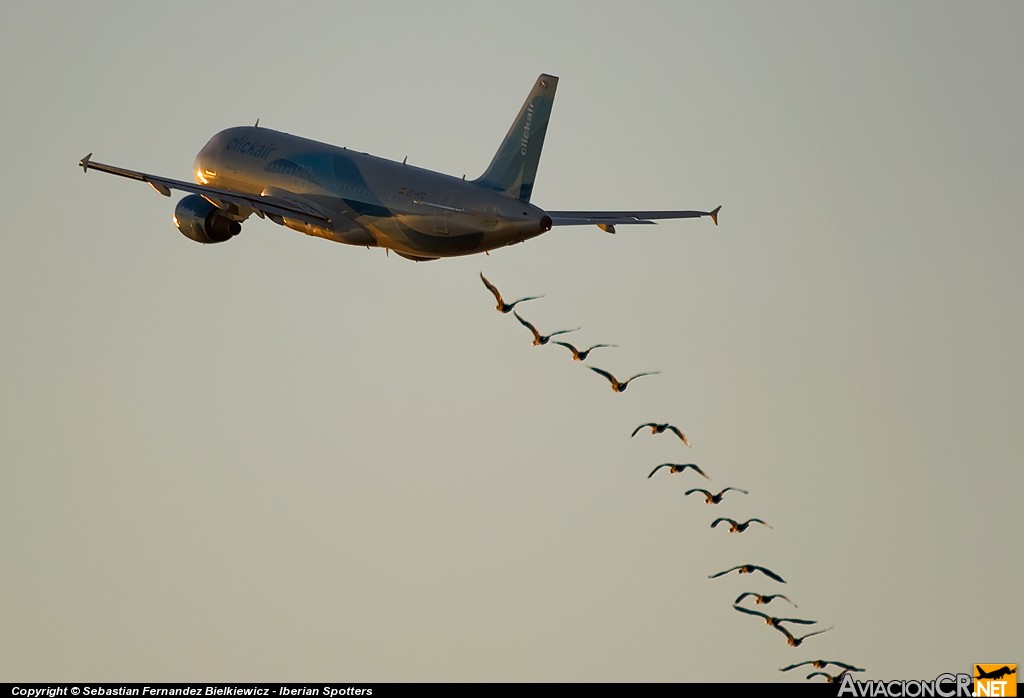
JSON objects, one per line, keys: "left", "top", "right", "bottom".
{"left": 173, "top": 194, "right": 242, "bottom": 244}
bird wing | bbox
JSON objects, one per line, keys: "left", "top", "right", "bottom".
{"left": 589, "top": 366, "right": 618, "bottom": 385}
{"left": 708, "top": 566, "right": 741, "bottom": 579}
{"left": 553, "top": 340, "right": 578, "bottom": 354}
{"left": 626, "top": 371, "right": 661, "bottom": 383}
{"left": 777, "top": 616, "right": 817, "bottom": 626}
{"left": 831, "top": 662, "right": 865, "bottom": 672}
{"left": 754, "top": 566, "right": 786, "bottom": 583}
{"left": 779, "top": 661, "right": 813, "bottom": 672}
{"left": 632, "top": 423, "right": 656, "bottom": 437}
{"left": 799, "top": 627, "right": 834, "bottom": 641}
{"left": 513, "top": 312, "right": 541, "bottom": 341}
{"left": 685, "top": 488, "right": 711, "bottom": 497}
{"left": 772, "top": 624, "right": 796, "bottom": 641}
{"left": 666, "top": 425, "right": 688, "bottom": 442}
{"left": 509, "top": 295, "right": 544, "bottom": 306}
{"left": 723, "top": 488, "right": 749, "bottom": 495}
{"left": 710, "top": 518, "right": 734, "bottom": 529}
{"left": 547, "top": 327, "right": 580, "bottom": 338}
{"left": 479, "top": 273, "right": 503, "bottom": 304}
{"left": 691, "top": 464, "right": 710, "bottom": 479}
{"left": 732, "top": 604, "right": 768, "bottom": 620}
{"left": 647, "top": 463, "right": 669, "bottom": 478}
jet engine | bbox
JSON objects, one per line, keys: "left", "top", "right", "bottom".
{"left": 173, "top": 194, "right": 242, "bottom": 244}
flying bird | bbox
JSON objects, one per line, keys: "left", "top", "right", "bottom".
{"left": 711, "top": 517, "right": 773, "bottom": 533}
{"left": 780, "top": 660, "right": 864, "bottom": 673}
{"left": 773, "top": 624, "right": 834, "bottom": 647}
{"left": 631, "top": 422, "right": 691, "bottom": 446}
{"left": 647, "top": 463, "right": 709, "bottom": 479}
{"left": 552, "top": 340, "right": 617, "bottom": 361}
{"left": 479, "top": 273, "right": 543, "bottom": 313}
{"left": 588, "top": 366, "right": 660, "bottom": 393}
{"left": 732, "top": 604, "right": 816, "bottom": 629}
{"left": 734, "top": 592, "right": 796, "bottom": 608}
{"left": 513, "top": 311, "right": 579, "bottom": 346}
{"left": 686, "top": 487, "right": 749, "bottom": 504}
{"left": 708, "top": 564, "right": 786, "bottom": 583}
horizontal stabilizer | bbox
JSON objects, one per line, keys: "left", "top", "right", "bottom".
{"left": 548, "top": 207, "right": 721, "bottom": 227}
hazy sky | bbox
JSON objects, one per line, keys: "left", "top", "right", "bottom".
{"left": 2, "top": 0, "right": 1021, "bottom": 683}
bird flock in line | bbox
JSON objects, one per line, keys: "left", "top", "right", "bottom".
{"left": 480, "top": 272, "right": 866, "bottom": 682}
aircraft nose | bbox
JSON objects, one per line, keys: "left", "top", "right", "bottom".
{"left": 540, "top": 215, "right": 552, "bottom": 232}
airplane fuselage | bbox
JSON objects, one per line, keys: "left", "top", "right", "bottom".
{"left": 194, "top": 126, "right": 552, "bottom": 260}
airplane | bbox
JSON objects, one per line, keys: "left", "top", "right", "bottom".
{"left": 79, "top": 74, "right": 720, "bottom": 262}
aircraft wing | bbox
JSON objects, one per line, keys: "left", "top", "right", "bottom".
{"left": 548, "top": 205, "right": 720, "bottom": 228}
{"left": 78, "top": 153, "right": 333, "bottom": 228}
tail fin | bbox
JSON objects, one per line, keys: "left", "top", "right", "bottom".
{"left": 474, "top": 74, "right": 558, "bottom": 202}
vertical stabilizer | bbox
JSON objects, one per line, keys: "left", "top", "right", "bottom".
{"left": 474, "top": 74, "right": 558, "bottom": 202}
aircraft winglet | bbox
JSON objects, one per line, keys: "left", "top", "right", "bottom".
{"left": 710, "top": 205, "right": 721, "bottom": 226}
